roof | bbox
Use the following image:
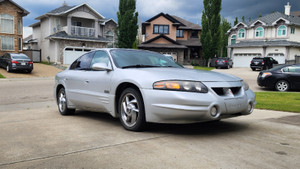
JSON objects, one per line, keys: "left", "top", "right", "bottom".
{"left": 46, "top": 31, "right": 110, "bottom": 43}
{"left": 229, "top": 12, "right": 300, "bottom": 33}
{"left": 177, "top": 38, "right": 201, "bottom": 47}
{"left": 142, "top": 12, "right": 201, "bottom": 33}
{"left": 0, "top": 0, "right": 29, "bottom": 16}
{"left": 291, "top": 11, "right": 300, "bottom": 17}
{"left": 28, "top": 21, "right": 40, "bottom": 27}
{"left": 139, "top": 34, "right": 187, "bottom": 49}
{"left": 36, "top": 3, "right": 105, "bottom": 20}
{"left": 228, "top": 40, "right": 300, "bottom": 48}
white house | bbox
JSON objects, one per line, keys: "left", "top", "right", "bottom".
{"left": 227, "top": 3, "right": 300, "bottom": 67}
{"left": 28, "top": 3, "right": 117, "bottom": 64}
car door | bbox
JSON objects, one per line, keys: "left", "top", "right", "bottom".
{"left": 288, "top": 65, "right": 300, "bottom": 89}
{"left": 82, "top": 50, "right": 113, "bottom": 112}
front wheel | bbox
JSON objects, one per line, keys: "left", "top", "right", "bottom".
{"left": 275, "top": 80, "right": 289, "bottom": 92}
{"left": 251, "top": 68, "right": 255, "bottom": 71}
{"left": 118, "top": 88, "right": 146, "bottom": 131}
{"left": 57, "top": 88, "right": 75, "bottom": 115}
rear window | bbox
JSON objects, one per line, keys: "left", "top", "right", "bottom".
{"left": 11, "top": 54, "right": 29, "bottom": 59}
{"left": 252, "top": 58, "right": 263, "bottom": 62}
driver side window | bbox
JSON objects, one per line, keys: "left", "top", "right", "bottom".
{"left": 90, "top": 51, "right": 111, "bottom": 69}
{"left": 70, "top": 52, "right": 94, "bottom": 70}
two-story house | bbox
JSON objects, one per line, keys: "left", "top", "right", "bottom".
{"left": 0, "top": 0, "right": 29, "bottom": 56}
{"left": 138, "top": 13, "right": 202, "bottom": 65}
{"left": 29, "top": 3, "right": 117, "bottom": 64}
{"left": 227, "top": 3, "right": 300, "bottom": 67}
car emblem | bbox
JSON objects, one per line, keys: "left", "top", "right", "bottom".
{"left": 254, "top": 62, "right": 259, "bottom": 65}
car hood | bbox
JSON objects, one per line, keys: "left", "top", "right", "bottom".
{"left": 116, "top": 68, "right": 242, "bottom": 88}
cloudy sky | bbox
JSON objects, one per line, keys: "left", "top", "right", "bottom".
{"left": 14, "top": 0, "right": 300, "bottom": 37}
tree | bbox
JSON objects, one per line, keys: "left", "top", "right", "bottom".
{"left": 116, "top": 0, "right": 138, "bottom": 48}
{"left": 249, "top": 17, "right": 252, "bottom": 22}
{"left": 258, "top": 13, "right": 262, "bottom": 17}
{"left": 219, "top": 17, "right": 231, "bottom": 57}
{"left": 200, "top": 0, "right": 222, "bottom": 62}
{"left": 234, "top": 17, "right": 238, "bottom": 25}
{"left": 242, "top": 16, "right": 245, "bottom": 22}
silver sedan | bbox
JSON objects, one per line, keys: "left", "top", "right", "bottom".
{"left": 54, "top": 49, "right": 256, "bottom": 131}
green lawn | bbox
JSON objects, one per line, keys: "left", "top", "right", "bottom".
{"left": 0, "top": 73, "right": 5, "bottom": 78}
{"left": 255, "top": 92, "right": 300, "bottom": 113}
{"left": 193, "top": 66, "right": 214, "bottom": 71}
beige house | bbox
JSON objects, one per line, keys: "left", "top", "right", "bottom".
{"left": 29, "top": 3, "right": 117, "bottom": 64}
{"left": 139, "top": 13, "right": 202, "bottom": 65}
{"left": 0, "top": 0, "right": 29, "bottom": 56}
{"left": 227, "top": 3, "right": 300, "bottom": 67}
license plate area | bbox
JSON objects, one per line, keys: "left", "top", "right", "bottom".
{"left": 225, "top": 97, "right": 247, "bottom": 113}
{"left": 21, "top": 62, "right": 26, "bottom": 65}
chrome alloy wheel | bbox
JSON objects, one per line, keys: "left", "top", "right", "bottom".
{"left": 276, "top": 80, "right": 289, "bottom": 92}
{"left": 58, "top": 91, "right": 67, "bottom": 113}
{"left": 120, "top": 93, "right": 140, "bottom": 127}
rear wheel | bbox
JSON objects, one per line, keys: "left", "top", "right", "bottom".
{"left": 251, "top": 68, "right": 255, "bottom": 71}
{"left": 57, "top": 88, "right": 75, "bottom": 115}
{"left": 275, "top": 80, "right": 289, "bottom": 92}
{"left": 6, "top": 65, "right": 10, "bottom": 72}
{"left": 227, "top": 65, "right": 230, "bottom": 69}
{"left": 118, "top": 88, "right": 146, "bottom": 131}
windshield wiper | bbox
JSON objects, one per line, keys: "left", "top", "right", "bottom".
{"left": 121, "top": 64, "right": 160, "bottom": 69}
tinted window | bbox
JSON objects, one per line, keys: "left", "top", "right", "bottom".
{"left": 283, "top": 66, "right": 300, "bottom": 73}
{"left": 90, "top": 51, "right": 110, "bottom": 68}
{"left": 69, "top": 52, "right": 94, "bottom": 70}
{"left": 110, "top": 49, "right": 182, "bottom": 68}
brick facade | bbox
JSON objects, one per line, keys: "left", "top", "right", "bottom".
{"left": 0, "top": 0, "right": 28, "bottom": 56}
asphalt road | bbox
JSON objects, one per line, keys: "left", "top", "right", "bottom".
{"left": 0, "top": 76, "right": 300, "bottom": 168}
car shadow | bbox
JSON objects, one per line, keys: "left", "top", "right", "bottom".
{"left": 73, "top": 110, "right": 251, "bottom": 136}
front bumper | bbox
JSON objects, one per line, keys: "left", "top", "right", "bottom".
{"left": 141, "top": 82, "right": 256, "bottom": 124}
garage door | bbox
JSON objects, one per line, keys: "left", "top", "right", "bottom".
{"left": 63, "top": 47, "right": 93, "bottom": 64}
{"left": 267, "top": 53, "right": 285, "bottom": 64}
{"left": 233, "top": 54, "right": 261, "bottom": 67}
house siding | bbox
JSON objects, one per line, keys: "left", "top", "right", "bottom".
{"left": 145, "top": 16, "right": 176, "bottom": 41}
{"left": 0, "top": 0, "right": 25, "bottom": 56}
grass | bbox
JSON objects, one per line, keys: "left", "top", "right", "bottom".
{"left": 255, "top": 92, "right": 300, "bottom": 113}
{"left": 0, "top": 73, "right": 5, "bottom": 78}
{"left": 40, "top": 61, "right": 53, "bottom": 65}
{"left": 193, "top": 66, "right": 214, "bottom": 71}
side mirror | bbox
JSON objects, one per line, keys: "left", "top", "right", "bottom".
{"left": 92, "top": 63, "right": 112, "bottom": 71}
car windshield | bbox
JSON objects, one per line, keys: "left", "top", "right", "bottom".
{"left": 110, "top": 49, "right": 182, "bottom": 69}
{"left": 269, "top": 65, "right": 286, "bottom": 71}
{"left": 11, "top": 54, "right": 29, "bottom": 59}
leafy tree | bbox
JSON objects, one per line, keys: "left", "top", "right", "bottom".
{"left": 259, "top": 13, "right": 262, "bottom": 17}
{"left": 249, "top": 17, "right": 252, "bottom": 22}
{"left": 117, "top": 0, "right": 138, "bottom": 48}
{"left": 219, "top": 17, "right": 231, "bottom": 57}
{"left": 200, "top": 0, "right": 222, "bottom": 62}
{"left": 234, "top": 17, "right": 238, "bottom": 25}
{"left": 242, "top": 16, "right": 245, "bottom": 22}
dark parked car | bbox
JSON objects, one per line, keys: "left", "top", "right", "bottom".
{"left": 215, "top": 57, "right": 233, "bottom": 69}
{"left": 257, "top": 64, "right": 300, "bottom": 91}
{"left": 250, "top": 57, "right": 278, "bottom": 71}
{"left": 0, "top": 53, "right": 33, "bottom": 73}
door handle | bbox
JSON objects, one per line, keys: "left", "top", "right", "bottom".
{"left": 85, "top": 80, "right": 90, "bottom": 83}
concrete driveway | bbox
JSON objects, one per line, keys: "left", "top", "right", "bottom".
{"left": 213, "top": 67, "right": 267, "bottom": 92}
{"left": 0, "top": 77, "right": 300, "bottom": 169}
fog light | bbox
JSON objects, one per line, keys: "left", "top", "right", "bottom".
{"left": 210, "top": 106, "right": 218, "bottom": 117}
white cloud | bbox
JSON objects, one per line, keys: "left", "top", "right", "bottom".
{"left": 23, "top": 27, "right": 32, "bottom": 38}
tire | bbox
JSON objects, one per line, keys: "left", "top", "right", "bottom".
{"left": 57, "top": 88, "right": 75, "bottom": 115}
{"left": 275, "top": 80, "right": 289, "bottom": 92}
{"left": 118, "top": 88, "right": 146, "bottom": 131}
{"left": 251, "top": 68, "right": 255, "bottom": 71}
{"left": 227, "top": 65, "right": 230, "bottom": 69}
{"left": 27, "top": 70, "right": 32, "bottom": 73}
{"left": 6, "top": 65, "right": 10, "bottom": 72}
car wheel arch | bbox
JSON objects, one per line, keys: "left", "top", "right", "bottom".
{"left": 56, "top": 84, "right": 65, "bottom": 101}
{"left": 115, "top": 82, "right": 143, "bottom": 117}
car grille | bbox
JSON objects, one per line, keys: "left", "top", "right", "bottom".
{"left": 212, "top": 87, "right": 241, "bottom": 96}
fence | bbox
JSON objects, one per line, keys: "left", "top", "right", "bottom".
{"left": 23, "top": 49, "right": 41, "bottom": 62}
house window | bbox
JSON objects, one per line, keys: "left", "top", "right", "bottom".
{"left": 231, "top": 35, "right": 236, "bottom": 45}
{"left": 18, "top": 38, "right": 22, "bottom": 51}
{"left": 238, "top": 28, "right": 245, "bottom": 38}
{"left": 18, "top": 20, "right": 22, "bottom": 35}
{"left": 255, "top": 27, "right": 264, "bottom": 37}
{"left": 291, "top": 27, "right": 295, "bottom": 34}
{"left": 277, "top": 25, "right": 287, "bottom": 37}
{"left": 1, "top": 36, "right": 14, "bottom": 51}
{"left": 153, "top": 25, "right": 169, "bottom": 34}
{"left": 0, "top": 14, "right": 14, "bottom": 34}
{"left": 191, "top": 31, "right": 199, "bottom": 38}
{"left": 176, "top": 30, "right": 183, "bottom": 37}
{"left": 72, "top": 21, "right": 82, "bottom": 27}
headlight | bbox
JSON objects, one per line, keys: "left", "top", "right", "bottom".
{"left": 242, "top": 80, "right": 249, "bottom": 91}
{"left": 261, "top": 72, "right": 272, "bottom": 78}
{"left": 153, "top": 81, "right": 208, "bottom": 93}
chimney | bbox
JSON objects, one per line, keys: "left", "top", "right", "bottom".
{"left": 62, "top": 1, "right": 67, "bottom": 6}
{"left": 285, "top": 2, "right": 291, "bottom": 16}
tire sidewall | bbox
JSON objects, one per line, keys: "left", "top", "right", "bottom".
{"left": 57, "top": 88, "right": 71, "bottom": 115}
{"left": 118, "top": 88, "right": 146, "bottom": 131}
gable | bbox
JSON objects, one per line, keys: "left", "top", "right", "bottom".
{"left": 152, "top": 37, "right": 173, "bottom": 44}
{"left": 68, "top": 5, "right": 99, "bottom": 20}
{"left": 0, "top": 0, "right": 29, "bottom": 16}
{"left": 150, "top": 15, "right": 174, "bottom": 25}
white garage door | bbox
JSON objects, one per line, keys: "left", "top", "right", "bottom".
{"left": 63, "top": 47, "right": 93, "bottom": 64}
{"left": 267, "top": 53, "right": 285, "bottom": 64}
{"left": 233, "top": 54, "right": 261, "bottom": 67}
